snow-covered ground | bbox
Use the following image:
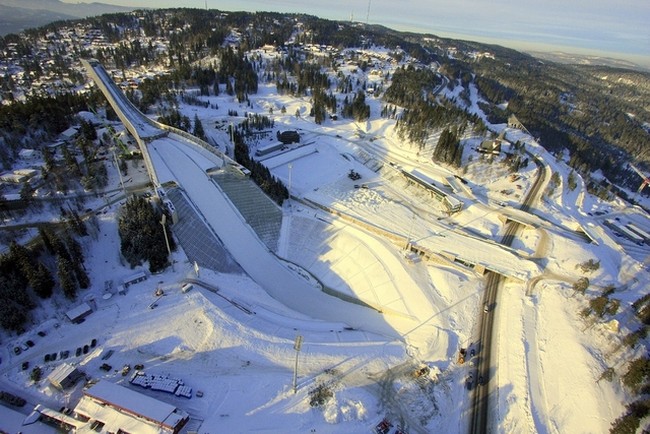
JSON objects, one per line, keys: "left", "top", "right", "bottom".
{"left": 2, "top": 46, "right": 649, "bottom": 433}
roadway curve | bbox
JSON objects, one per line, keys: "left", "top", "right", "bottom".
{"left": 469, "top": 153, "right": 548, "bottom": 433}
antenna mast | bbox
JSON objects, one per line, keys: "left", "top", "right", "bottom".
{"left": 366, "top": 0, "right": 371, "bottom": 23}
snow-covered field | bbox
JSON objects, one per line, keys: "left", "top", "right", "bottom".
{"left": 2, "top": 45, "right": 649, "bottom": 433}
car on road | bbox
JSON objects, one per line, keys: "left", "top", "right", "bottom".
{"left": 483, "top": 303, "right": 489, "bottom": 313}
{"left": 470, "top": 348, "right": 476, "bottom": 357}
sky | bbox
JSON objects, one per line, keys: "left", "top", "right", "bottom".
{"left": 63, "top": 0, "right": 650, "bottom": 67}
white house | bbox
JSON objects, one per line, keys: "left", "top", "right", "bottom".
{"left": 18, "top": 148, "right": 41, "bottom": 160}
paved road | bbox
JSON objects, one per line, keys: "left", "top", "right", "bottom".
{"left": 469, "top": 152, "right": 548, "bottom": 434}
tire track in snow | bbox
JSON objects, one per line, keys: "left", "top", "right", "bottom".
{"left": 522, "top": 295, "right": 555, "bottom": 434}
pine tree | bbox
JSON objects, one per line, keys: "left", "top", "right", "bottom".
{"left": 57, "top": 256, "right": 77, "bottom": 299}
{"left": 193, "top": 114, "right": 206, "bottom": 141}
{"left": 9, "top": 241, "right": 54, "bottom": 298}
{"left": 118, "top": 195, "right": 173, "bottom": 272}
{"left": 0, "top": 301, "right": 28, "bottom": 331}
{"left": 74, "top": 263, "right": 90, "bottom": 289}
{"left": 38, "top": 226, "right": 54, "bottom": 254}
{"left": 64, "top": 233, "right": 84, "bottom": 265}
{"left": 432, "top": 127, "right": 463, "bottom": 168}
{"left": 31, "top": 262, "right": 55, "bottom": 298}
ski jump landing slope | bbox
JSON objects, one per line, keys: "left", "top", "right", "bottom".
{"left": 84, "top": 58, "right": 408, "bottom": 339}
{"left": 150, "top": 137, "right": 406, "bottom": 339}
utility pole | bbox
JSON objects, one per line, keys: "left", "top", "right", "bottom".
{"left": 161, "top": 214, "right": 174, "bottom": 271}
{"left": 113, "top": 147, "right": 126, "bottom": 196}
{"left": 288, "top": 163, "right": 293, "bottom": 193}
{"left": 292, "top": 335, "right": 303, "bottom": 393}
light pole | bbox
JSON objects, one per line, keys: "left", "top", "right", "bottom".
{"left": 160, "top": 214, "right": 174, "bottom": 271}
{"left": 292, "top": 335, "right": 303, "bottom": 393}
{"left": 113, "top": 147, "right": 126, "bottom": 196}
{"left": 288, "top": 163, "right": 293, "bottom": 200}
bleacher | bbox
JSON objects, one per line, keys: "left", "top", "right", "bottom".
{"left": 211, "top": 171, "right": 284, "bottom": 252}
{"left": 166, "top": 188, "right": 242, "bottom": 273}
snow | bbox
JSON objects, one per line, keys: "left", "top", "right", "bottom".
{"left": 83, "top": 380, "right": 185, "bottom": 428}
{"left": 1, "top": 47, "right": 647, "bottom": 434}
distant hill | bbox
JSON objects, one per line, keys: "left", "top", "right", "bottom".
{"left": 0, "top": 0, "right": 136, "bottom": 36}
{"left": 528, "top": 50, "right": 647, "bottom": 72}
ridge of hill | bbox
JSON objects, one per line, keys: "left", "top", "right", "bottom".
{"left": 0, "top": 0, "right": 136, "bottom": 36}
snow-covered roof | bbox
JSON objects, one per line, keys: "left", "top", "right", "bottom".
{"left": 81, "top": 380, "right": 188, "bottom": 430}
{"left": 47, "top": 363, "right": 82, "bottom": 388}
{"left": 14, "top": 168, "right": 38, "bottom": 176}
{"left": 65, "top": 302, "right": 93, "bottom": 322}
{"left": 0, "top": 404, "right": 56, "bottom": 433}
{"left": 60, "top": 126, "right": 79, "bottom": 140}
{"left": 19, "top": 148, "right": 39, "bottom": 158}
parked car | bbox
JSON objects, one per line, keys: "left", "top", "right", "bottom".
{"left": 0, "top": 391, "right": 26, "bottom": 407}
{"left": 75, "top": 347, "right": 82, "bottom": 357}
{"left": 21, "top": 361, "right": 29, "bottom": 371}
{"left": 25, "top": 340, "right": 35, "bottom": 348}
{"left": 13, "top": 347, "right": 21, "bottom": 356}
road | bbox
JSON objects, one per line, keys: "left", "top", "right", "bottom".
{"left": 469, "top": 153, "right": 548, "bottom": 434}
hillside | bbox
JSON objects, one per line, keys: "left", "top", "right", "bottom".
{"left": 0, "top": 0, "right": 136, "bottom": 36}
{"left": 0, "top": 9, "right": 649, "bottom": 433}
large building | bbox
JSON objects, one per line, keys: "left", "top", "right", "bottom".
{"left": 73, "top": 380, "right": 190, "bottom": 434}
{"left": 47, "top": 363, "right": 84, "bottom": 390}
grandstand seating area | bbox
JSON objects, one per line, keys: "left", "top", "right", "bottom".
{"left": 211, "top": 171, "right": 284, "bottom": 252}
{"left": 166, "top": 188, "right": 242, "bottom": 273}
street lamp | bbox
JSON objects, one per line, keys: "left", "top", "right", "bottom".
{"left": 160, "top": 214, "right": 174, "bottom": 271}
{"left": 113, "top": 146, "right": 126, "bottom": 196}
{"left": 292, "top": 335, "right": 303, "bottom": 393}
{"left": 288, "top": 163, "right": 293, "bottom": 194}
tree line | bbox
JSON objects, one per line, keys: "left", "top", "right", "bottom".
{"left": 0, "top": 223, "right": 89, "bottom": 332}
{"left": 118, "top": 195, "right": 175, "bottom": 273}
{"left": 232, "top": 129, "right": 289, "bottom": 205}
